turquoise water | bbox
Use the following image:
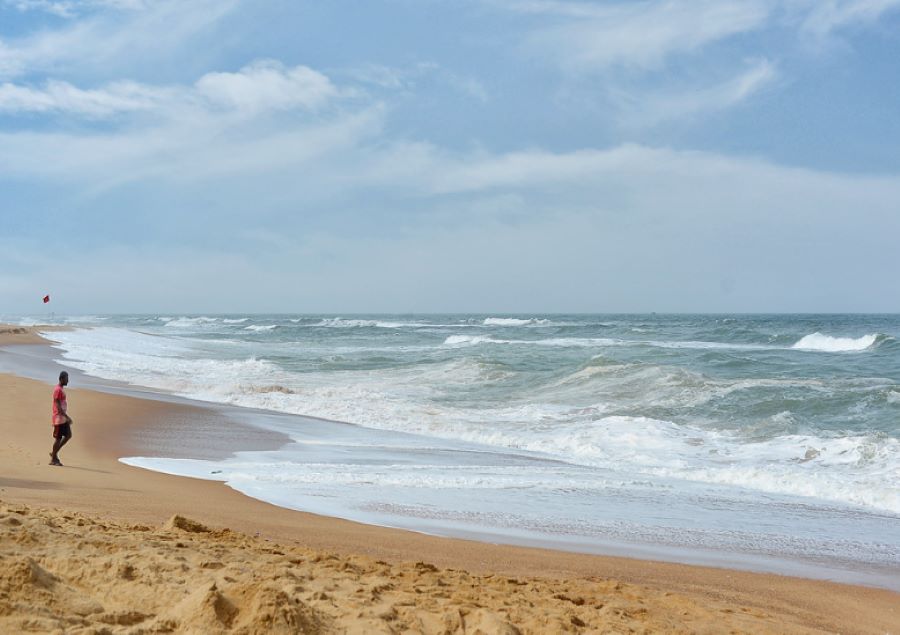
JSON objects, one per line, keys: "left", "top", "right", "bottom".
{"left": 15, "top": 313, "right": 900, "bottom": 587}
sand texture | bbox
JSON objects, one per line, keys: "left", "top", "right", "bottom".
{"left": 0, "top": 326, "right": 63, "bottom": 346}
{"left": 0, "top": 500, "right": 810, "bottom": 634}
{"left": 1, "top": 327, "right": 898, "bottom": 634}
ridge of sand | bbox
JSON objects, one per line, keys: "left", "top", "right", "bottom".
{"left": 0, "top": 325, "right": 63, "bottom": 346}
{"left": 0, "top": 324, "right": 70, "bottom": 342}
{"left": 0, "top": 500, "right": 804, "bottom": 634}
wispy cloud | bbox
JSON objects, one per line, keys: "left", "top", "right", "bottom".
{"left": 3, "top": 0, "right": 148, "bottom": 18}
{"left": 0, "top": 60, "right": 337, "bottom": 117}
{"left": 800, "top": 0, "right": 900, "bottom": 36}
{"left": 344, "top": 62, "right": 437, "bottom": 90}
{"left": 481, "top": 0, "right": 899, "bottom": 127}
{"left": 494, "top": 0, "right": 900, "bottom": 71}
{"left": 343, "top": 61, "right": 489, "bottom": 102}
{"left": 498, "top": 0, "right": 771, "bottom": 71}
{"left": 0, "top": 0, "right": 239, "bottom": 79}
{"left": 0, "top": 102, "right": 384, "bottom": 195}
{"left": 612, "top": 59, "right": 779, "bottom": 126}
{"left": 0, "top": 78, "right": 167, "bottom": 116}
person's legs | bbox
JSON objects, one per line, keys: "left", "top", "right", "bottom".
{"left": 50, "top": 435, "right": 63, "bottom": 464}
{"left": 50, "top": 423, "right": 72, "bottom": 465}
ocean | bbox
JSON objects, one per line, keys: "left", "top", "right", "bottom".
{"left": 12, "top": 313, "right": 900, "bottom": 588}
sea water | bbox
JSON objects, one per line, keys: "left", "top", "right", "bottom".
{"left": 13, "top": 314, "right": 900, "bottom": 588}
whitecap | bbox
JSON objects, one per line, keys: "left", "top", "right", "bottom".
{"left": 443, "top": 335, "right": 497, "bottom": 346}
{"left": 165, "top": 316, "right": 219, "bottom": 328}
{"left": 483, "top": 317, "right": 550, "bottom": 326}
{"left": 316, "top": 318, "right": 412, "bottom": 328}
{"left": 791, "top": 332, "right": 878, "bottom": 352}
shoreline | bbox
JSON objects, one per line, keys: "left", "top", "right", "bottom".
{"left": 22, "top": 323, "right": 900, "bottom": 591}
{"left": 1, "top": 326, "right": 899, "bottom": 632}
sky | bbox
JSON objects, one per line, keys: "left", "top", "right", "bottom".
{"left": 1, "top": 0, "right": 899, "bottom": 314}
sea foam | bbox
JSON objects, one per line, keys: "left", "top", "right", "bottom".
{"left": 791, "top": 332, "right": 878, "bottom": 352}
{"left": 483, "top": 317, "right": 550, "bottom": 326}
{"left": 34, "top": 314, "right": 900, "bottom": 585}
{"left": 42, "top": 318, "right": 900, "bottom": 518}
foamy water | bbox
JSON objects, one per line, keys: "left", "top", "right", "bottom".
{"left": 791, "top": 332, "right": 880, "bottom": 352}
{"left": 17, "top": 313, "right": 900, "bottom": 587}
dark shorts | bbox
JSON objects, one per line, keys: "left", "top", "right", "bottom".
{"left": 52, "top": 423, "right": 72, "bottom": 439}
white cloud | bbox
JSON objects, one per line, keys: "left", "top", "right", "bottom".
{"left": 344, "top": 62, "right": 437, "bottom": 90}
{"left": 479, "top": 0, "right": 777, "bottom": 126}
{"left": 612, "top": 59, "right": 778, "bottom": 126}
{"left": 0, "top": 58, "right": 368, "bottom": 204}
{"left": 500, "top": 0, "right": 771, "bottom": 71}
{"left": 0, "top": 61, "right": 338, "bottom": 117}
{"left": 195, "top": 61, "right": 338, "bottom": 115}
{"left": 0, "top": 103, "right": 384, "bottom": 190}
{"left": 0, "top": 0, "right": 238, "bottom": 80}
{"left": 800, "top": 0, "right": 900, "bottom": 36}
{"left": 425, "top": 146, "right": 626, "bottom": 194}
{"left": 0, "top": 78, "right": 167, "bottom": 115}
{"left": 342, "top": 61, "right": 487, "bottom": 102}
{"left": 482, "top": 0, "right": 899, "bottom": 127}
{"left": 4, "top": 0, "right": 148, "bottom": 17}
{"left": 494, "top": 0, "right": 900, "bottom": 71}
{"left": 5, "top": 1, "right": 75, "bottom": 18}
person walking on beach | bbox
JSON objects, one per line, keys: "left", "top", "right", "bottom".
{"left": 50, "top": 371, "right": 73, "bottom": 466}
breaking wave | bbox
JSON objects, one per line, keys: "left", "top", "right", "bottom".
{"left": 316, "top": 318, "right": 415, "bottom": 329}
{"left": 482, "top": 318, "right": 551, "bottom": 326}
{"left": 792, "top": 332, "right": 881, "bottom": 352}
{"left": 39, "top": 316, "right": 900, "bottom": 519}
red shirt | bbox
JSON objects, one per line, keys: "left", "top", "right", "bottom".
{"left": 52, "top": 384, "right": 67, "bottom": 425}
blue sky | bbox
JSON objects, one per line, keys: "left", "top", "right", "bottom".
{"left": 1, "top": 0, "right": 899, "bottom": 313}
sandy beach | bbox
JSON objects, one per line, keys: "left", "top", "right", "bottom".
{"left": 1, "top": 326, "right": 898, "bottom": 634}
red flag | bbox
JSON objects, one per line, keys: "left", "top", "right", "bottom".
{"left": 42, "top": 295, "right": 50, "bottom": 304}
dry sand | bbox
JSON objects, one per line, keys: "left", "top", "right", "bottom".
{"left": 1, "top": 326, "right": 898, "bottom": 634}
{"left": 0, "top": 501, "right": 810, "bottom": 635}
